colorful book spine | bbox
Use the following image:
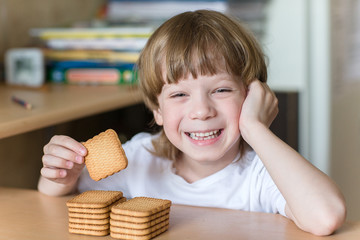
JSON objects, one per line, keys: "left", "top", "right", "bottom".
{"left": 30, "top": 27, "right": 154, "bottom": 40}
{"left": 44, "top": 38, "right": 148, "bottom": 51}
{"left": 47, "top": 61, "right": 137, "bottom": 85}
{"left": 43, "top": 50, "right": 139, "bottom": 63}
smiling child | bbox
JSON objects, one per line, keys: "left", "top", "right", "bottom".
{"left": 38, "top": 10, "right": 346, "bottom": 236}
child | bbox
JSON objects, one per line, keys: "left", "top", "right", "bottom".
{"left": 38, "top": 10, "right": 346, "bottom": 236}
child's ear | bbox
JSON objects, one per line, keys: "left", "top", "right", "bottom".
{"left": 153, "top": 108, "right": 164, "bottom": 126}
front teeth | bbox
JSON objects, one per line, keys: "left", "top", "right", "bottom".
{"left": 189, "top": 130, "right": 220, "bottom": 140}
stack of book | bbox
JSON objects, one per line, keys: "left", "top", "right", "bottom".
{"left": 104, "top": 0, "right": 268, "bottom": 40}
{"left": 106, "top": 0, "right": 228, "bottom": 25}
{"left": 30, "top": 27, "right": 154, "bottom": 85}
{"left": 29, "top": 0, "right": 268, "bottom": 85}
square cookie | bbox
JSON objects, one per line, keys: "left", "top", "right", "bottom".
{"left": 82, "top": 129, "right": 128, "bottom": 181}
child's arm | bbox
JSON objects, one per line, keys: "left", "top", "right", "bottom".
{"left": 239, "top": 80, "right": 346, "bottom": 236}
{"left": 37, "top": 135, "right": 87, "bottom": 196}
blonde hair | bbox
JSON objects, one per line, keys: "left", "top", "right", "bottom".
{"left": 137, "top": 10, "right": 267, "bottom": 161}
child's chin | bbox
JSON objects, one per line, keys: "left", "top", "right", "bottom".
{"left": 184, "top": 152, "right": 222, "bottom": 163}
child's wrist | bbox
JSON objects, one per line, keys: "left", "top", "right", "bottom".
{"left": 240, "top": 121, "right": 269, "bottom": 145}
{"left": 38, "top": 177, "right": 77, "bottom": 196}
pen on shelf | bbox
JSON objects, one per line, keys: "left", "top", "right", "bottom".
{"left": 11, "top": 95, "right": 33, "bottom": 110}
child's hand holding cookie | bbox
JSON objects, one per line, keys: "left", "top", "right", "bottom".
{"left": 39, "top": 129, "right": 127, "bottom": 196}
{"left": 41, "top": 135, "right": 87, "bottom": 186}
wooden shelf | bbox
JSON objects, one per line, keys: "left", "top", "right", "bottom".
{"left": 0, "top": 84, "right": 142, "bottom": 139}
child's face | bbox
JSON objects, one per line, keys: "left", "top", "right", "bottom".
{"left": 153, "top": 70, "right": 246, "bottom": 165}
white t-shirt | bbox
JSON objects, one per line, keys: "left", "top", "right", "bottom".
{"left": 78, "top": 132, "right": 287, "bottom": 216}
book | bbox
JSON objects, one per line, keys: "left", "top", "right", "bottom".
{"left": 47, "top": 60, "right": 137, "bottom": 85}
{"left": 43, "top": 49, "right": 139, "bottom": 63}
{"left": 43, "top": 38, "right": 148, "bottom": 51}
{"left": 30, "top": 26, "right": 151, "bottom": 52}
{"left": 30, "top": 27, "right": 154, "bottom": 40}
{"left": 106, "top": 1, "right": 228, "bottom": 22}
{"left": 30, "top": 27, "right": 147, "bottom": 85}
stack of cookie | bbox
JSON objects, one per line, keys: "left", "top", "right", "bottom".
{"left": 110, "top": 197, "right": 172, "bottom": 240}
{"left": 66, "top": 190, "right": 125, "bottom": 236}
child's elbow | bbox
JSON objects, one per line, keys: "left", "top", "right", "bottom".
{"left": 309, "top": 202, "right": 347, "bottom": 236}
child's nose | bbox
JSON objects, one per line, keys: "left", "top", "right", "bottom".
{"left": 188, "top": 95, "right": 216, "bottom": 120}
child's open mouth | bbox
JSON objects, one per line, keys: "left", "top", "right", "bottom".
{"left": 186, "top": 129, "right": 222, "bottom": 141}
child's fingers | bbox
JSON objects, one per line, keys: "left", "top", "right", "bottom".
{"left": 259, "top": 82, "right": 278, "bottom": 125}
{"left": 242, "top": 80, "right": 278, "bottom": 128}
{"left": 46, "top": 135, "right": 87, "bottom": 156}
{"left": 43, "top": 143, "right": 84, "bottom": 165}
{"left": 40, "top": 166, "right": 67, "bottom": 179}
{"left": 42, "top": 154, "right": 74, "bottom": 170}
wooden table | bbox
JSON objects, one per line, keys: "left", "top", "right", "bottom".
{"left": 0, "top": 84, "right": 142, "bottom": 139}
{"left": 0, "top": 187, "right": 359, "bottom": 240}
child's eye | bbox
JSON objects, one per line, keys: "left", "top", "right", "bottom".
{"left": 170, "top": 92, "right": 187, "bottom": 98}
{"left": 214, "top": 88, "right": 232, "bottom": 93}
